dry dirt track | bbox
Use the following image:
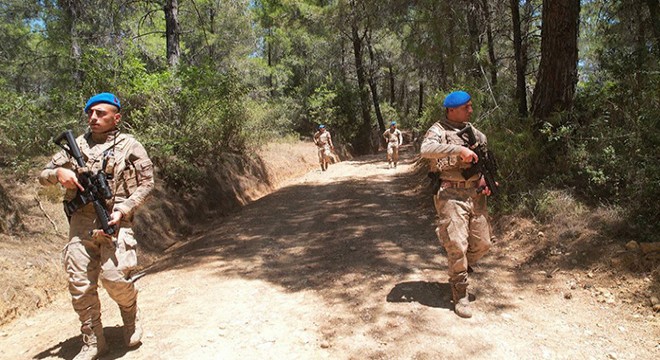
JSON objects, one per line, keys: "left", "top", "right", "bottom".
{"left": 1, "top": 146, "right": 658, "bottom": 360}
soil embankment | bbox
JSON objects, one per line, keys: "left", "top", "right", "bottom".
{"left": 0, "top": 141, "right": 320, "bottom": 326}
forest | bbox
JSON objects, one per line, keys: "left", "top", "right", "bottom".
{"left": 0, "top": 0, "right": 658, "bottom": 241}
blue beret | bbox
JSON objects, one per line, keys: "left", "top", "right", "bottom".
{"left": 390, "top": 121, "right": 396, "bottom": 126}
{"left": 443, "top": 91, "right": 471, "bottom": 108}
{"left": 319, "top": 124, "right": 325, "bottom": 129}
{"left": 84, "top": 92, "right": 121, "bottom": 113}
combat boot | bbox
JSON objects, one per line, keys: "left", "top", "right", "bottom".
{"left": 73, "top": 325, "right": 108, "bottom": 360}
{"left": 451, "top": 281, "right": 472, "bottom": 318}
{"left": 121, "top": 306, "right": 143, "bottom": 347}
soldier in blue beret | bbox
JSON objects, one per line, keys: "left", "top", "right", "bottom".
{"left": 84, "top": 92, "right": 121, "bottom": 113}
{"left": 419, "top": 90, "right": 495, "bottom": 318}
{"left": 314, "top": 124, "right": 334, "bottom": 171}
{"left": 39, "top": 92, "right": 154, "bottom": 358}
{"left": 383, "top": 121, "right": 403, "bottom": 168}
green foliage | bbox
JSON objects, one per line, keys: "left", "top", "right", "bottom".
{"left": 416, "top": 91, "right": 444, "bottom": 132}
{"left": 378, "top": 102, "right": 401, "bottom": 127}
{"left": 242, "top": 98, "right": 297, "bottom": 146}
{"left": 0, "top": 90, "right": 71, "bottom": 166}
{"left": 323, "top": 80, "right": 361, "bottom": 143}
{"left": 567, "top": 77, "right": 660, "bottom": 241}
{"left": 125, "top": 65, "right": 252, "bottom": 187}
{"left": 0, "top": 0, "right": 657, "bottom": 242}
{"left": 308, "top": 80, "right": 339, "bottom": 127}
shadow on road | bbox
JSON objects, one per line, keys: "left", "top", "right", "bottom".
{"left": 386, "top": 281, "right": 452, "bottom": 309}
{"left": 33, "top": 326, "right": 139, "bottom": 360}
{"left": 139, "top": 153, "right": 534, "bottom": 309}
{"left": 146, "top": 155, "right": 441, "bottom": 298}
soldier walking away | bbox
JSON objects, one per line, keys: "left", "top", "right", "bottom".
{"left": 383, "top": 121, "right": 403, "bottom": 168}
{"left": 420, "top": 90, "right": 496, "bottom": 318}
{"left": 39, "top": 93, "right": 155, "bottom": 359}
{"left": 313, "top": 124, "right": 334, "bottom": 171}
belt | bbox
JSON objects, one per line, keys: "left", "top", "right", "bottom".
{"left": 440, "top": 180, "right": 479, "bottom": 189}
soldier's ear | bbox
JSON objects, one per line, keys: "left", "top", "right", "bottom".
{"left": 113, "top": 112, "right": 122, "bottom": 125}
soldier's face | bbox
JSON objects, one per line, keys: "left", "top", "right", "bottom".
{"left": 87, "top": 103, "right": 121, "bottom": 133}
{"left": 447, "top": 101, "right": 473, "bottom": 123}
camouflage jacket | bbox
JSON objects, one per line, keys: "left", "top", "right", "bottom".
{"left": 420, "top": 119, "right": 487, "bottom": 182}
{"left": 39, "top": 130, "right": 154, "bottom": 220}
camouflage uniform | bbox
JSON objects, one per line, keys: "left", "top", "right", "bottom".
{"left": 313, "top": 130, "right": 333, "bottom": 170}
{"left": 383, "top": 128, "right": 403, "bottom": 167}
{"left": 420, "top": 118, "right": 491, "bottom": 317}
{"left": 39, "top": 130, "right": 154, "bottom": 353}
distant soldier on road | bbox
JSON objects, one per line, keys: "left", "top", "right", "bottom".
{"left": 420, "top": 90, "right": 495, "bottom": 318}
{"left": 314, "top": 124, "right": 334, "bottom": 171}
{"left": 39, "top": 93, "right": 154, "bottom": 359}
{"left": 383, "top": 121, "right": 403, "bottom": 168}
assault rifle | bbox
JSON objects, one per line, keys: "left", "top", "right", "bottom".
{"left": 456, "top": 124, "right": 499, "bottom": 197}
{"left": 54, "top": 130, "right": 116, "bottom": 235}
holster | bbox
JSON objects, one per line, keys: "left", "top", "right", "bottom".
{"left": 428, "top": 172, "right": 441, "bottom": 194}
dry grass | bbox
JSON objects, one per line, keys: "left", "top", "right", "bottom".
{"left": 0, "top": 171, "right": 70, "bottom": 325}
{"left": 494, "top": 188, "right": 659, "bottom": 313}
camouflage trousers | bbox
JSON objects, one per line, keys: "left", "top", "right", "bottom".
{"left": 317, "top": 145, "right": 332, "bottom": 164}
{"left": 433, "top": 187, "right": 491, "bottom": 283}
{"left": 62, "top": 210, "right": 139, "bottom": 331}
{"left": 386, "top": 143, "right": 399, "bottom": 163}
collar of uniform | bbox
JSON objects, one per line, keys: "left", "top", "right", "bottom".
{"left": 440, "top": 119, "right": 469, "bottom": 131}
{"left": 87, "top": 129, "right": 120, "bottom": 144}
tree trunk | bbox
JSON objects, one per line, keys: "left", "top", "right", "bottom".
{"left": 340, "top": 41, "right": 348, "bottom": 82}
{"left": 58, "top": 0, "right": 83, "bottom": 85}
{"left": 648, "top": 0, "right": 660, "bottom": 51}
{"left": 482, "top": 0, "right": 498, "bottom": 86}
{"left": 267, "top": 28, "right": 274, "bottom": 97}
{"left": 531, "top": 0, "right": 580, "bottom": 121}
{"left": 403, "top": 79, "right": 410, "bottom": 118}
{"left": 350, "top": 3, "right": 374, "bottom": 155}
{"left": 164, "top": 0, "right": 181, "bottom": 68}
{"left": 446, "top": 5, "right": 457, "bottom": 81}
{"left": 634, "top": 6, "right": 648, "bottom": 88}
{"left": 368, "top": 77, "right": 385, "bottom": 134}
{"left": 466, "top": 0, "right": 481, "bottom": 78}
{"left": 208, "top": 7, "right": 216, "bottom": 59}
{"left": 418, "top": 80, "right": 424, "bottom": 118}
{"left": 398, "top": 74, "right": 406, "bottom": 108}
{"left": 366, "top": 35, "right": 385, "bottom": 134}
{"left": 511, "top": 0, "right": 528, "bottom": 117}
{"left": 388, "top": 65, "right": 395, "bottom": 105}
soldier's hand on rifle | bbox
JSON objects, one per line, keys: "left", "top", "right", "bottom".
{"left": 108, "top": 210, "right": 123, "bottom": 226}
{"left": 56, "top": 168, "right": 84, "bottom": 191}
{"left": 90, "top": 229, "right": 114, "bottom": 246}
{"left": 478, "top": 177, "right": 491, "bottom": 196}
{"left": 459, "top": 147, "right": 478, "bottom": 164}
{"left": 477, "top": 177, "right": 499, "bottom": 196}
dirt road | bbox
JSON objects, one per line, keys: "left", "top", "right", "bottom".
{"left": 1, "top": 147, "right": 658, "bottom": 360}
